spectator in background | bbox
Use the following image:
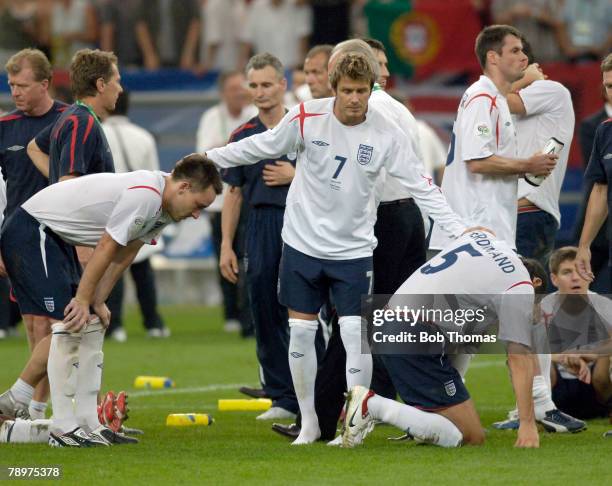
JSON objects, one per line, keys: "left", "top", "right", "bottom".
{"left": 240, "top": 0, "right": 312, "bottom": 71}
{"left": 492, "top": 0, "right": 563, "bottom": 63}
{"left": 102, "top": 90, "right": 170, "bottom": 341}
{"left": 196, "top": 71, "right": 256, "bottom": 335}
{"left": 37, "top": 0, "right": 98, "bottom": 68}
{"left": 557, "top": 0, "right": 612, "bottom": 63}
{"left": 135, "top": 0, "right": 200, "bottom": 70}
{"left": 309, "top": 0, "right": 350, "bottom": 46}
{"left": 99, "top": 0, "right": 144, "bottom": 68}
{"left": 198, "top": 0, "right": 246, "bottom": 74}
{"left": 575, "top": 83, "right": 612, "bottom": 293}
{"left": 302, "top": 44, "right": 333, "bottom": 100}
{"left": 0, "top": 1, "right": 38, "bottom": 68}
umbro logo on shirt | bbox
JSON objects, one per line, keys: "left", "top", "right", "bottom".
{"left": 312, "top": 140, "right": 329, "bottom": 146}
{"left": 7, "top": 145, "right": 24, "bottom": 151}
{"left": 604, "top": 153, "right": 612, "bottom": 160}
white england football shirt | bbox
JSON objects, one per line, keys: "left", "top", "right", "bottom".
{"left": 430, "top": 75, "right": 519, "bottom": 249}
{"left": 392, "top": 231, "right": 534, "bottom": 347}
{"left": 207, "top": 98, "right": 467, "bottom": 260}
{"left": 22, "top": 170, "right": 172, "bottom": 248}
{"left": 516, "top": 80, "right": 575, "bottom": 226}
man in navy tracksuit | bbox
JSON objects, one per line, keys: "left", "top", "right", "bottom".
{"left": 219, "top": 53, "right": 298, "bottom": 419}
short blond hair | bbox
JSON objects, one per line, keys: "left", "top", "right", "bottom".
{"left": 329, "top": 52, "right": 376, "bottom": 90}
{"left": 602, "top": 53, "right": 612, "bottom": 73}
{"left": 70, "top": 49, "right": 118, "bottom": 99}
{"left": 5, "top": 49, "right": 52, "bottom": 83}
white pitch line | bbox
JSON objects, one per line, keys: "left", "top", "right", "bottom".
{"left": 130, "top": 383, "right": 252, "bottom": 398}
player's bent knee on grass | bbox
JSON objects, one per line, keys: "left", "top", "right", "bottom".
{"left": 438, "top": 399, "right": 485, "bottom": 445}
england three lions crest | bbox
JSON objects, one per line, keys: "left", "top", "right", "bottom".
{"left": 357, "top": 144, "right": 373, "bottom": 165}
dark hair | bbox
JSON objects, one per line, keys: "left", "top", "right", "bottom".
{"left": 475, "top": 25, "right": 523, "bottom": 70}
{"left": 521, "top": 37, "right": 535, "bottom": 64}
{"left": 112, "top": 90, "right": 129, "bottom": 116}
{"left": 306, "top": 44, "right": 333, "bottom": 63}
{"left": 70, "top": 49, "right": 118, "bottom": 99}
{"left": 5, "top": 48, "right": 52, "bottom": 83}
{"left": 520, "top": 257, "right": 547, "bottom": 294}
{"left": 172, "top": 153, "right": 223, "bottom": 194}
{"left": 361, "top": 37, "right": 386, "bottom": 54}
{"left": 245, "top": 52, "right": 284, "bottom": 79}
{"left": 548, "top": 246, "right": 578, "bottom": 275}
{"left": 329, "top": 52, "right": 376, "bottom": 90}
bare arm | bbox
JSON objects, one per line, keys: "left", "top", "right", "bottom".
{"left": 180, "top": 18, "right": 201, "bottom": 70}
{"left": 220, "top": 186, "right": 242, "bottom": 284}
{"left": 576, "top": 183, "right": 608, "bottom": 281}
{"left": 507, "top": 346, "right": 539, "bottom": 448}
{"left": 27, "top": 139, "right": 49, "bottom": 178}
{"left": 468, "top": 152, "right": 557, "bottom": 176}
{"left": 63, "top": 233, "right": 141, "bottom": 330}
{"left": 135, "top": 21, "right": 160, "bottom": 70}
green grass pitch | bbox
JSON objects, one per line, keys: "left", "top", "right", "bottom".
{"left": 1, "top": 305, "right": 610, "bottom": 485}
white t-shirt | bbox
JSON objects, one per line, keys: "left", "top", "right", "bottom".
{"left": 200, "top": 0, "right": 246, "bottom": 71}
{"left": 208, "top": 98, "right": 466, "bottom": 260}
{"left": 392, "top": 231, "right": 534, "bottom": 347}
{"left": 370, "top": 86, "right": 423, "bottom": 204}
{"left": 241, "top": 0, "right": 312, "bottom": 69}
{"left": 22, "top": 171, "right": 172, "bottom": 248}
{"left": 196, "top": 103, "right": 257, "bottom": 212}
{"left": 430, "top": 75, "right": 519, "bottom": 249}
{"left": 515, "top": 80, "right": 575, "bottom": 226}
{"left": 539, "top": 291, "right": 612, "bottom": 353}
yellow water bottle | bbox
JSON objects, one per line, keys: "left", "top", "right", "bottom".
{"left": 218, "top": 398, "right": 272, "bottom": 411}
{"left": 166, "top": 413, "right": 214, "bottom": 426}
{"left": 134, "top": 376, "right": 175, "bottom": 389}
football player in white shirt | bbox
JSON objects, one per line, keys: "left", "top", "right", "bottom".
{"left": 207, "top": 52, "right": 470, "bottom": 444}
{"left": 430, "top": 25, "right": 558, "bottom": 251}
{"left": 342, "top": 230, "right": 541, "bottom": 449}
{"left": 507, "top": 39, "right": 575, "bottom": 268}
{"left": 0, "top": 155, "right": 221, "bottom": 447}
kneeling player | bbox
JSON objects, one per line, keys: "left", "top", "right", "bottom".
{"left": 342, "top": 230, "right": 541, "bottom": 448}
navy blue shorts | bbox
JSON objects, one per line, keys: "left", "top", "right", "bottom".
{"left": 381, "top": 322, "right": 470, "bottom": 410}
{"left": 0, "top": 208, "right": 81, "bottom": 320}
{"left": 278, "top": 244, "right": 372, "bottom": 316}
{"left": 552, "top": 365, "right": 608, "bottom": 419}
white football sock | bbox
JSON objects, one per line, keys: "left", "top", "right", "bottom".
{"left": 28, "top": 400, "right": 48, "bottom": 420}
{"left": 368, "top": 394, "right": 463, "bottom": 447}
{"left": 339, "top": 316, "right": 372, "bottom": 389}
{"left": 288, "top": 319, "right": 320, "bottom": 444}
{"left": 10, "top": 378, "right": 34, "bottom": 405}
{"left": 48, "top": 323, "right": 81, "bottom": 434}
{"left": 532, "top": 374, "right": 556, "bottom": 418}
{"left": 2, "top": 418, "right": 51, "bottom": 443}
{"left": 75, "top": 319, "right": 105, "bottom": 432}
{"left": 537, "top": 354, "right": 552, "bottom": 393}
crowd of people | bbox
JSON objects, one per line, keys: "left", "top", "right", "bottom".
{"left": 0, "top": 1, "right": 609, "bottom": 74}
{"left": 0, "top": 2, "right": 609, "bottom": 453}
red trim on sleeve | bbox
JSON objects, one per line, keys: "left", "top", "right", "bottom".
{"left": 57, "top": 106, "right": 68, "bottom": 112}
{"left": 0, "top": 114, "right": 23, "bottom": 122}
{"left": 128, "top": 185, "right": 161, "bottom": 196}
{"left": 464, "top": 93, "right": 497, "bottom": 114}
{"left": 228, "top": 123, "right": 257, "bottom": 143}
{"left": 83, "top": 115, "right": 94, "bottom": 143}
{"left": 506, "top": 280, "right": 533, "bottom": 291}
{"left": 67, "top": 115, "right": 79, "bottom": 172}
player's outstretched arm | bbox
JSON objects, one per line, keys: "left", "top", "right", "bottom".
{"left": 206, "top": 107, "right": 301, "bottom": 169}
{"left": 577, "top": 183, "right": 608, "bottom": 281}
{"left": 507, "top": 345, "right": 539, "bottom": 448}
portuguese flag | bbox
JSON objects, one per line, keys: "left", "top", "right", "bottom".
{"left": 365, "top": 0, "right": 481, "bottom": 79}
